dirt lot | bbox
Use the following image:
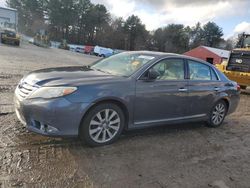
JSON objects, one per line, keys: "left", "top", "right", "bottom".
{"left": 0, "top": 42, "right": 250, "bottom": 188}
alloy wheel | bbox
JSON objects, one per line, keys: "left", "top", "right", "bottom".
{"left": 89, "top": 109, "right": 121, "bottom": 143}
{"left": 211, "top": 103, "right": 226, "bottom": 125}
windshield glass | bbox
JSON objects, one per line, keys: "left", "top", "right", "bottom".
{"left": 91, "top": 52, "right": 155, "bottom": 76}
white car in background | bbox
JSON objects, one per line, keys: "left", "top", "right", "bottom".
{"left": 94, "top": 45, "right": 113, "bottom": 57}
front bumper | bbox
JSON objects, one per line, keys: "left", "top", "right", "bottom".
{"left": 14, "top": 95, "right": 92, "bottom": 137}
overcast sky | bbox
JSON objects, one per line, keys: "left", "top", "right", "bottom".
{"left": 92, "top": 0, "right": 250, "bottom": 38}
{"left": 1, "top": 0, "right": 250, "bottom": 38}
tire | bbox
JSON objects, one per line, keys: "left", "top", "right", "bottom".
{"left": 206, "top": 100, "right": 227, "bottom": 128}
{"left": 79, "top": 103, "right": 125, "bottom": 146}
{"left": 15, "top": 41, "right": 20, "bottom": 46}
{"left": 101, "top": 54, "right": 105, "bottom": 58}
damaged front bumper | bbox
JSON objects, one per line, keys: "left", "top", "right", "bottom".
{"left": 14, "top": 95, "right": 91, "bottom": 137}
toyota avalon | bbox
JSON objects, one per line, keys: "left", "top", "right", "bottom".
{"left": 14, "top": 51, "right": 240, "bottom": 146}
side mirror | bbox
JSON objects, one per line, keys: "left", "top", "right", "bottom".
{"left": 148, "top": 69, "right": 160, "bottom": 80}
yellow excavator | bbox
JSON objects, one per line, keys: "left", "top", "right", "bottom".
{"left": 216, "top": 33, "right": 250, "bottom": 89}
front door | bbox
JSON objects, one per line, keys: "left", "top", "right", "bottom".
{"left": 134, "top": 58, "right": 189, "bottom": 126}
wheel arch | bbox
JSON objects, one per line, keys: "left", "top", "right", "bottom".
{"left": 215, "top": 97, "right": 230, "bottom": 114}
{"left": 222, "top": 98, "right": 230, "bottom": 111}
{"left": 78, "top": 98, "right": 130, "bottom": 134}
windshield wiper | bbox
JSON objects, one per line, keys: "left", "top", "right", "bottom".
{"left": 91, "top": 67, "right": 127, "bottom": 77}
{"left": 92, "top": 67, "right": 113, "bottom": 75}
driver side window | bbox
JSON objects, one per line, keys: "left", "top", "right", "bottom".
{"left": 152, "top": 59, "right": 185, "bottom": 80}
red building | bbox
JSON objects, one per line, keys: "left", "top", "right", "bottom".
{"left": 184, "top": 46, "right": 230, "bottom": 65}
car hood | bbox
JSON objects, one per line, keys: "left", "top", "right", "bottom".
{"left": 22, "top": 66, "right": 121, "bottom": 86}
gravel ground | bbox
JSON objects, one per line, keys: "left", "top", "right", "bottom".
{"left": 0, "top": 42, "right": 250, "bottom": 188}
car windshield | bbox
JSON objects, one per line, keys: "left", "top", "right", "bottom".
{"left": 90, "top": 52, "right": 156, "bottom": 77}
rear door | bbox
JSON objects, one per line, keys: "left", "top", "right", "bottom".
{"left": 186, "top": 60, "right": 222, "bottom": 116}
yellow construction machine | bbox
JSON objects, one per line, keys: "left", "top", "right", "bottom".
{"left": 216, "top": 33, "right": 250, "bottom": 89}
{"left": 1, "top": 29, "right": 20, "bottom": 46}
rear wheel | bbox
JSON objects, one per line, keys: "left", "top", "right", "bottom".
{"left": 79, "top": 103, "right": 125, "bottom": 146}
{"left": 206, "top": 100, "right": 227, "bottom": 128}
{"left": 15, "top": 41, "right": 20, "bottom": 46}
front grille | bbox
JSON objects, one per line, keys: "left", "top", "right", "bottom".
{"left": 3, "top": 31, "right": 16, "bottom": 38}
{"left": 227, "top": 64, "right": 250, "bottom": 72}
{"left": 7, "top": 33, "right": 16, "bottom": 38}
{"left": 15, "top": 82, "right": 39, "bottom": 99}
{"left": 226, "top": 53, "right": 250, "bottom": 72}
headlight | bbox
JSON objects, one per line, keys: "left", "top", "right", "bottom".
{"left": 29, "top": 86, "right": 77, "bottom": 99}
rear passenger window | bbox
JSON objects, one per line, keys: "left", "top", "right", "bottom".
{"left": 188, "top": 60, "right": 212, "bottom": 81}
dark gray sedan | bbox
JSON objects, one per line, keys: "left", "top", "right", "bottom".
{"left": 14, "top": 51, "right": 240, "bottom": 146}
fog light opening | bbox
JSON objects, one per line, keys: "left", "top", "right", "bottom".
{"left": 34, "top": 120, "right": 58, "bottom": 133}
{"left": 46, "top": 125, "right": 58, "bottom": 133}
{"left": 40, "top": 123, "right": 47, "bottom": 132}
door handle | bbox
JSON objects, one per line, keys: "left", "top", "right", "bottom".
{"left": 214, "top": 87, "right": 220, "bottom": 91}
{"left": 178, "top": 88, "right": 188, "bottom": 92}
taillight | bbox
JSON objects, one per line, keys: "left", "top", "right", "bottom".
{"left": 237, "top": 84, "right": 241, "bottom": 91}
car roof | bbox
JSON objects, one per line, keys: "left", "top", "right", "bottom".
{"left": 126, "top": 51, "right": 226, "bottom": 81}
{"left": 124, "top": 51, "right": 213, "bottom": 67}
{"left": 125, "top": 50, "right": 179, "bottom": 57}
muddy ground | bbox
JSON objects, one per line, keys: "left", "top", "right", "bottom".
{"left": 0, "top": 42, "right": 250, "bottom": 188}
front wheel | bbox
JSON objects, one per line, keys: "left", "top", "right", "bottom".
{"left": 79, "top": 103, "right": 125, "bottom": 146}
{"left": 206, "top": 100, "right": 227, "bottom": 128}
